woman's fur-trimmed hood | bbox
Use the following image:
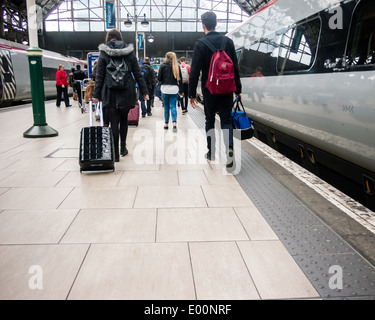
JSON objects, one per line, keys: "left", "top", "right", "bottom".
{"left": 98, "top": 41, "right": 134, "bottom": 57}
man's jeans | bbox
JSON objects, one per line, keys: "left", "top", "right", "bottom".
{"left": 140, "top": 96, "right": 152, "bottom": 116}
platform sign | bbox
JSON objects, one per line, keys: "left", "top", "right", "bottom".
{"left": 105, "top": 0, "right": 116, "bottom": 29}
{"left": 87, "top": 52, "right": 100, "bottom": 79}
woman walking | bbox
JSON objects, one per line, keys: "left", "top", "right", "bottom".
{"left": 56, "top": 64, "right": 71, "bottom": 108}
{"left": 92, "top": 29, "right": 149, "bottom": 162}
{"left": 158, "top": 52, "right": 184, "bottom": 132}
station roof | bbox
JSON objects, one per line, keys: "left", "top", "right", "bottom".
{"left": 4, "top": 1, "right": 274, "bottom": 34}
{"left": 2, "top": 0, "right": 272, "bottom": 59}
{"left": 6, "top": 0, "right": 273, "bottom": 30}
{"left": 43, "top": 0, "right": 250, "bottom": 34}
{"left": 37, "top": 0, "right": 65, "bottom": 19}
{"left": 4, "top": 0, "right": 65, "bottom": 19}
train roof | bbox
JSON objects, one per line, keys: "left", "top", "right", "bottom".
{"left": 0, "top": 38, "right": 86, "bottom": 65}
{"left": 228, "top": 0, "right": 351, "bottom": 37}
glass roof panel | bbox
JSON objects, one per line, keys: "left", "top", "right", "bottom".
{"left": 45, "top": 0, "right": 250, "bottom": 33}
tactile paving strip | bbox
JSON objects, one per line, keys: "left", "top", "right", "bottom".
{"left": 189, "top": 107, "right": 375, "bottom": 300}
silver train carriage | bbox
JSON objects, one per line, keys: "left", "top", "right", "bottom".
{"left": 228, "top": 0, "right": 375, "bottom": 210}
{"left": 0, "top": 38, "right": 86, "bottom": 107}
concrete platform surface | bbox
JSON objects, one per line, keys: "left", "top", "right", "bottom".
{"left": 0, "top": 100, "right": 321, "bottom": 300}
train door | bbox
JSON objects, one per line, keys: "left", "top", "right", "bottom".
{"left": 0, "top": 49, "right": 16, "bottom": 107}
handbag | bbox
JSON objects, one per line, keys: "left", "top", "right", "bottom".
{"left": 232, "top": 99, "right": 254, "bottom": 140}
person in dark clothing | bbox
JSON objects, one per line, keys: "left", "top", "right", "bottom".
{"left": 73, "top": 64, "right": 86, "bottom": 107}
{"left": 68, "top": 68, "right": 75, "bottom": 89}
{"left": 92, "top": 29, "right": 149, "bottom": 162}
{"left": 189, "top": 12, "right": 242, "bottom": 170}
{"left": 179, "top": 57, "right": 191, "bottom": 115}
{"left": 140, "top": 57, "right": 156, "bottom": 117}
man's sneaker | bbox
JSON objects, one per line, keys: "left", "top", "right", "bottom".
{"left": 205, "top": 152, "right": 215, "bottom": 161}
{"left": 226, "top": 149, "right": 235, "bottom": 172}
{"left": 228, "top": 148, "right": 234, "bottom": 159}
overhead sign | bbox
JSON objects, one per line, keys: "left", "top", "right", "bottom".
{"left": 105, "top": 0, "right": 116, "bottom": 29}
{"left": 138, "top": 33, "right": 144, "bottom": 50}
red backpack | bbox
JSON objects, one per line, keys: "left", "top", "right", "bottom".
{"left": 200, "top": 37, "right": 237, "bottom": 95}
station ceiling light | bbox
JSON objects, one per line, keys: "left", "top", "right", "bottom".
{"left": 141, "top": 14, "right": 149, "bottom": 28}
{"left": 124, "top": 14, "right": 132, "bottom": 28}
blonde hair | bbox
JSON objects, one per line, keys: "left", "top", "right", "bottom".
{"left": 165, "top": 52, "right": 180, "bottom": 81}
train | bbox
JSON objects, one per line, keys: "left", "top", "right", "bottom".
{"left": 0, "top": 38, "right": 86, "bottom": 107}
{"left": 228, "top": 0, "right": 375, "bottom": 210}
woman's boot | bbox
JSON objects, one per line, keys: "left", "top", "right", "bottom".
{"left": 121, "top": 142, "right": 128, "bottom": 157}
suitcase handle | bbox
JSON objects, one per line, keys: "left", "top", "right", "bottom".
{"left": 89, "top": 99, "right": 104, "bottom": 127}
{"left": 89, "top": 99, "right": 93, "bottom": 127}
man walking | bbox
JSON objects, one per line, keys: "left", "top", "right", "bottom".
{"left": 189, "top": 11, "right": 242, "bottom": 170}
{"left": 179, "top": 57, "right": 191, "bottom": 115}
{"left": 141, "top": 57, "right": 156, "bottom": 117}
{"left": 73, "top": 65, "right": 86, "bottom": 108}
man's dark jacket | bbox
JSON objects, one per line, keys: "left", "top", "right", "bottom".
{"left": 189, "top": 32, "right": 242, "bottom": 98}
{"left": 141, "top": 62, "right": 157, "bottom": 90}
{"left": 93, "top": 40, "right": 148, "bottom": 109}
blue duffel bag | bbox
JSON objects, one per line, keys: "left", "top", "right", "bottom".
{"left": 232, "top": 99, "right": 254, "bottom": 140}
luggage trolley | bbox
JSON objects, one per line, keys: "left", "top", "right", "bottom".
{"left": 82, "top": 53, "right": 100, "bottom": 115}
{"left": 80, "top": 79, "right": 89, "bottom": 113}
{"left": 81, "top": 78, "right": 100, "bottom": 121}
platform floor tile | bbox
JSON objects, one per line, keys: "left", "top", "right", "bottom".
{"left": 67, "top": 243, "right": 196, "bottom": 300}
{"left": 0, "top": 244, "right": 89, "bottom": 300}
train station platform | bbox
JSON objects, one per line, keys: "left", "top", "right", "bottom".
{"left": 0, "top": 99, "right": 374, "bottom": 301}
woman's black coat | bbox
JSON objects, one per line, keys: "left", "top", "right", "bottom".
{"left": 93, "top": 40, "right": 148, "bottom": 109}
{"left": 157, "top": 60, "right": 184, "bottom": 94}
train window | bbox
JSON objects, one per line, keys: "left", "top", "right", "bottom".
{"left": 236, "top": 48, "right": 242, "bottom": 62}
{"left": 277, "top": 18, "right": 321, "bottom": 73}
{"left": 238, "top": 36, "right": 280, "bottom": 77}
{"left": 43, "top": 67, "right": 59, "bottom": 81}
{"left": 347, "top": 0, "right": 375, "bottom": 66}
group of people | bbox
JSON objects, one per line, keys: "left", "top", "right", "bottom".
{"left": 55, "top": 64, "right": 87, "bottom": 108}
{"left": 56, "top": 11, "right": 241, "bottom": 169}
{"left": 139, "top": 54, "right": 190, "bottom": 125}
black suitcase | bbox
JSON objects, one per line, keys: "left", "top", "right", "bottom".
{"left": 79, "top": 101, "right": 115, "bottom": 173}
